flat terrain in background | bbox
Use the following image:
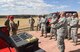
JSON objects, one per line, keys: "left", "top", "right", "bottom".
{"left": 0, "top": 17, "right": 80, "bottom": 52}
{"left": 0, "top": 17, "right": 38, "bottom": 29}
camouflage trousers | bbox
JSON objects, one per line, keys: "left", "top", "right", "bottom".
{"left": 37, "top": 24, "right": 41, "bottom": 31}
{"left": 67, "top": 26, "right": 71, "bottom": 39}
{"left": 12, "top": 30, "right": 17, "bottom": 35}
{"left": 71, "top": 28, "right": 78, "bottom": 43}
{"left": 50, "top": 28, "right": 57, "bottom": 40}
{"left": 30, "top": 24, "right": 34, "bottom": 31}
{"left": 41, "top": 26, "right": 47, "bottom": 36}
{"left": 10, "top": 28, "right": 17, "bottom": 36}
{"left": 57, "top": 29, "right": 65, "bottom": 52}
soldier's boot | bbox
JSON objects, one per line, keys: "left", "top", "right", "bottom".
{"left": 55, "top": 38, "right": 57, "bottom": 41}
{"left": 72, "top": 38, "right": 74, "bottom": 43}
{"left": 73, "top": 38, "right": 77, "bottom": 46}
{"left": 68, "top": 32, "right": 71, "bottom": 40}
{"left": 68, "top": 33, "right": 69, "bottom": 40}
{"left": 39, "top": 28, "right": 40, "bottom": 31}
{"left": 60, "top": 49, "right": 64, "bottom": 52}
{"left": 50, "top": 37, "right": 52, "bottom": 40}
{"left": 68, "top": 35, "right": 71, "bottom": 40}
{"left": 68, "top": 38, "right": 70, "bottom": 40}
{"left": 68, "top": 28, "right": 72, "bottom": 40}
{"left": 40, "top": 31, "right": 43, "bottom": 37}
{"left": 73, "top": 41, "right": 77, "bottom": 46}
{"left": 44, "top": 33, "right": 47, "bottom": 38}
{"left": 54, "top": 35, "right": 57, "bottom": 41}
{"left": 38, "top": 27, "right": 39, "bottom": 31}
{"left": 71, "top": 35, "right": 74, "bottom": 42}
{"left": 40, "top": 34, "right": 43, "bottom": 37}
{"left": 50, "top": 35, "right": 53, "bottom": 40}
{"left": 73, "top": 43, "right": 77, "bottom": 46}
{"left": 37, "top": 25, "right": 40, "bottom": 31}
{"left": 60, "top": 46, "right": 65, "bottom": 52}
{"left": 68, "top": 37, "right": 71, "bottom": 40}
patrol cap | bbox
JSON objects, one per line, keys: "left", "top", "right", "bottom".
{"left": 9, "top": 16, "right": 14, "bottom": 21}
{"left": 73, "top": 13, "right": 76, "bottom": 16}
{"left": 66, "top": 13, "right": 69, "bottom": 16}
{"left": 73, "top": 13, "right": 78, "bottom": 17}
{"left": 52, "top": 14, "right": 56, "bottom": 17}
{"left": 69, "top": 13, "right": 73, "bottom": 16}
{"left": 60, "top": 12, "right": 65, "bottom": 17}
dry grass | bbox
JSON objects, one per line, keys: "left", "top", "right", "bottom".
{"left": 0, "top": 17, "right": 38, "bottom": 30}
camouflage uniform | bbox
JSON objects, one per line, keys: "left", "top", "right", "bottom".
{"left": 17, "top": 20, "right": 19, "bottom": 27}
{"left": 9, "top": 16, "right": 18, "bottom": 36}
{"left": 4, "top": 19, "right": 10, "bottom": 32}
{"left": 40, "top": 16, "right": 47, "bottom": 38}
{"left": 10, "top": 21, "right": 18, "bottom": 35}
{"left": 29, "top": 17, "right": 35, "bottom": 31}
{"left": 56, "top": 17, "right": 66, "bottom": 52}
{"left": 4, "top": 16, "right": 10, "bottom": 33}
{"left": 70, "top": 16, "right": 79, "bottom": 45}
{"left": 37, "top": 16, "right": 41, "bottom": 31}
{"left": 66, "top": 16, "right": 72, "bottom": 40}
{"left": 50, "top": 14, "right": 58, "bottom": 40}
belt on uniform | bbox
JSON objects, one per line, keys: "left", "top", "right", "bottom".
{"left": 71, "top": 26, "right": 77, "bottom": 28}
{"left": 67, "top": 24, "right": 70, "bottom": 26}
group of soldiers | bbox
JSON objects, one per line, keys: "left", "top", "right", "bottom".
{"left": 5, "top": 14, "right": 78, "bottom": 52}
{"left": 33, "top": 13, "right": 78, "bottom": 52}
{"left": 5, "top": 16, "right": 19, "bottom": 36}
{"left": 29, "top": 16, "right": 35, "bottom": 31}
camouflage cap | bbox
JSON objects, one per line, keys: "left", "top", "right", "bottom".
{"left": 52, "top": 14, "right": 56, "bottom": 17}
{"left": 66, "top": 13, "right": 69, "bottom": 16}
{"left": 73, "top": 13, "right": 76, "bottom": 15}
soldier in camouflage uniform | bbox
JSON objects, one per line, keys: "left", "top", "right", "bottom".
{"left": 29, "top": 16, "right": 35, "bottom": 31}
{"left": 9, "top": 16, "right": 18, "bottom": 36}
{"left": 50, "top": 14, "right": 58, "bottom": 40}
{"left": 70, "top": 13, "right": 79, "bottom": 45}
{"left": 66, "top": 13, "right": 72, "bottom": 40}
{"left": 4, "top": 16, "right": 10, "bottom": 33}
{"left": 56, "top": 13, "right": 66, "bottom": 52}
{"left": 37, "top": 16, "right": 41, "bottom": 31}
{"left": 40, "top": 16, "right": 47, "bottom": 38}
{"left": 17, "top": 20, "right": 19, "bottom": 27}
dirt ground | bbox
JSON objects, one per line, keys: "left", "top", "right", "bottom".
{"left": 0, "top": 18, "right": 80, "bottom": 52}
{"left": 27, "top": 31, "right": 80, "bottom": 52}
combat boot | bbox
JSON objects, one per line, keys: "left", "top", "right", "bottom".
{"left": 44, "top": 35, "right": 47, "bottom": 38}
{"left": 40, "top": 35, "right": 43, "bottom": 37}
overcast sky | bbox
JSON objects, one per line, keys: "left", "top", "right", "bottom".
{"left": 0, "top": 0, "right": 80, "bottom": 15}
